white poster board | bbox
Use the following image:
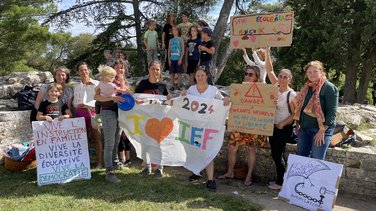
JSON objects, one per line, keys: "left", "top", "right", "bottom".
{"left": 32, "top": 117, "right": 91, "bottom": 186}
{"left": 279, "top": 154, "right": 343, "bottom": 211}
{"left": 118, "top": 94, "right": 230, "bottom": 175}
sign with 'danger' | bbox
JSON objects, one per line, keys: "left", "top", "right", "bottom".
{"left": 230, "top": 12, "right": 294, "bottom": 48}
{"left": 228, "top": 83, "right": 277, "bottom": 136}
{"left": 32, "top": 117, "right": 91, "bottom": 186}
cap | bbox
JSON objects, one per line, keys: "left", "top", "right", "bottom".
{"left": 201, "top": 27, "right": 212, "bottom": 36}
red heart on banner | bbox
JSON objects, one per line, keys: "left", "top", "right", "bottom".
{"left": 233, "top": 39, "right": 239, "bottom": 47}
{"left": 248, "top": 35, "right": 257, "bottom": 42}
{"left": 145, "top": 118, "right": 173, "bottom": 143}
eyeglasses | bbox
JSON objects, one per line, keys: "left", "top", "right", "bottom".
{"left": 197, "top": 65, "right": 207, "bottom": 70}
{"left": 278, "top": 75, "right": 289, "bottom": 79}
{"left": 244, "top": 72, "right": 254, "bottom": 77}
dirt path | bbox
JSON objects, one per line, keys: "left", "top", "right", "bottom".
{"left": 215, "top": 179, "right": 376, "bottom": 211}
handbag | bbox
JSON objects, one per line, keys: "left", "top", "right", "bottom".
{"left": 286, "top": 91, "right": 297, "bottom": 144}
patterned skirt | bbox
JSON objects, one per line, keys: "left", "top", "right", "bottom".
{"left": 227, "top": 131, "right": 268, "bottom": 148}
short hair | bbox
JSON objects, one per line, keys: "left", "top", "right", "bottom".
{"left": 197, "top": 20, "right": 209, "bottom": 27}
{"left": 181, "top": 11, "right": 190, "bottom": 17}
{"left": 195, "top": 65, "right": 210, "bottom": 76}
{"left": 76, "top": 61, "right": 90, "bottom": 73}
{"left": 98, "top": 65, "right": 116, "bottom": 81}
{"left": 54, "top": 66, "right": 70, "bottom": 83}
{"left": 47, "top": 83, "right": 63, "bottom": 93}
{"left": 147, "top": 20, "right": 156, "bottom": 26}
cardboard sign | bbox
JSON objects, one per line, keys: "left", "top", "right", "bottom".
{"left": 230, "top": 12, "right": 294, "bottom": 48}
{"left": 227, "top": 83, "right": 277, "bottom": 136}
{"left": 32, "top": 118, "right": 91, "bottom": 186}
{"left": 279, "top": 154, "right": 343, "bottom": 211}
{"left": 118, "top": 94, "right": 230, "bottom": 175}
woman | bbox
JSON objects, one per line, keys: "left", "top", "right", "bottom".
{"left": 135, "top": 60, "right": 172, "bottom": 178}
{"left": 219, "top": 65, "right": 267, "bottom": 186}
{"left": 94, "top": 59, "right": 128, "bottom": 183}
{"left": 242, "top": 47, "right": 267, "bottom": 83}
{"left": 31, "top": 66, "right": 73, "bottom": 122}
{"left": 294, "top": 61, "right": 338, "bottom": 160}
{"left": 182, "top": 65, "right": 230, "bottom": 192}
{"left": 162, "top": 13, "right": 176, "bottom": 72}
{"left": 265, "top": 48, "right": 296, "bottom": 190}
{"left": 73, "top": 62, "right": 103, "bottom": 169}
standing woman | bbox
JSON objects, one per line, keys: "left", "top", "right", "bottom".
{"left": 294, "top": 61, "right": 338, "bottom": 160}
{"left": 265, "top": 48, "right": 296, "bottom": 190}
{"left": 73, "top": 62, "right": 103, "bottom": 169}
{"left": 219, "top": 65, "right": 267, "bottom": 186}
{"left": 182, "top": 65, "right": 230, "bottom": 191}
{"left": 135, "top": 60, "right": 172, "bottom": 178}
{"left": 162, "top": 13, "right": 176, "bottom": 72}
{"left": 31, "top": 66, "right": 73, "bottom": 122}
{"left": 94, "top": 59, "right": 128, "bottom": 183}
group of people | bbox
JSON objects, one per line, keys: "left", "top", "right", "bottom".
{"left": 30, "top": 15, "right": 338, "bottom": 192}
{"left": 143, "top": 12, "right": 215, "bottom": 91}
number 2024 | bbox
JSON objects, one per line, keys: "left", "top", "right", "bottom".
{"left": 182, "top": 97, "right": 214, "bottom": 114}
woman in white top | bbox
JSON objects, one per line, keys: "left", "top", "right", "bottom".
{"left": 242, "top": 47, "right": 267, "bottom": 83}
{"left": 73, "top": 62, "right": 103, "bottom": 169}
{"left": 265, "top": 47, "right": 296, "bottom": 190}
{"left": 181, "top": 65, "right": 230, "bottom": 192}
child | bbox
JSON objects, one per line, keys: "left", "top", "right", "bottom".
{"left": 104, "top": 50, "right": 114, "bottom": 67}
{"left": 162, "top": 13, "right": 176, "bottom": 72}
{"left": 178, "top": 11, "right": 193, "bottom": 73}
{"left": 198, "top": 27, "right": 215, "bottom": 85}
{"left": 186, "top": 25, "right": 202, "bottom": 85}
{"left": 37, "top": 83, "right": 72, "bottom": 122}
{"left": 94, "top": 65, "right": 129, "bottom": 116}
{"left": 144, "top": 20, "right": 160, "bottom": 64}
{"left": 242, "top": 47, "right": 267, "bottom": 83}
{"left": 168, "top": 25, "right": 184, "bottom": 91}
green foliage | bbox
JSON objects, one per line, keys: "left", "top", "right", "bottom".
{"left": 0, "top": 0, "right": 56, "bottom": 75}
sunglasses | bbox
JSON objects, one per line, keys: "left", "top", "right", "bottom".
{"left": 197, "top": 65, "right": 207, "bottom": 70}
{"left": 278, "top": 75, "right": 289, "bottom": 79}
{"left": 244, "top": 72, "right": 254, "bottom": 77}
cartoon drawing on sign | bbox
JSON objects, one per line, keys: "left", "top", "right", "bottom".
{"left": 244, "top": 83, "right": 263, "bottom": 98}
{"left": 287, "top": 160, "right": 335, "bottom": 206}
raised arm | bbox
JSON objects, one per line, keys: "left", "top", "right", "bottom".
{"left": 242, "top": 48, "right": 256, "bottom": 66}
{"left": 265, "top": 47, "right": 278, "bottom": 85}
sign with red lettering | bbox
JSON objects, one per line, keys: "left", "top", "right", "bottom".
{"left": 32, "top": 117, "right": 91, "bottom": 186}
{"left": 230, "top": 12, "right": 294, "bottom": 48}
{"left": 228, "top": 83, "right": 277, "bottom": 136}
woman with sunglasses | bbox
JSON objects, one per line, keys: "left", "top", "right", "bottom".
{"left": 219, "top": 65, "right": 268, "bottom": 186}
{"left": 264, "top": 48, "right": 297, "bottom": 190}
{"left": 181, "top": 65, "right": 230, "bottom": 192}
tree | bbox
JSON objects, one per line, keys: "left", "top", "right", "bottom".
{"left": 0, "top": 0, "right": 56, "bottom": 75}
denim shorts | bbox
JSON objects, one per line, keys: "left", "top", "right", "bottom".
{"left": 169, "top": 60, "right": 184, "bottom": 74}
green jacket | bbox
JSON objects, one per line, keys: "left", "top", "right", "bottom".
{"left": 299, "top": 80, "right": 339, "bottom": 128}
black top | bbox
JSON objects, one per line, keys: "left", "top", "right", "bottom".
{"left": 38, "top": 100, "right": 68, "bottom": 119}
{"left": 135, "top": 79, "right": 169, "bottom": 96}
{"left": 200, "top": 40, "right": 214, "bottom": 62}
{"left": 163, "top": 23, "right": 174, "bottom": 47}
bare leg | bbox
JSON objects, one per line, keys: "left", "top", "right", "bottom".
{"left": 189, "top": 73, "right": 194, "bottom": 86}
{"left": 177, "top": 73, "right": 182, "bottom": 88}
{"left": 205, "top": 161, "right": 214, "bottom": 180}
{"left": 89, "top": 127, "right": 103, "bottom": 168}
{"left": 244, "top": 145, "right": 256, "bottom": 185}
{"left": 219, "top": 144, "right": 238, "bottom": 178}
{"left": 118, "top": 150, "right": 125, "bottom": 162}
{"left": 170, "top": 73, "right": 175, "bottom": 88}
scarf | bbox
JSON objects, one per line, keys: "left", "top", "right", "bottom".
{"left": 293, "top": 76, "right": 327, "bottom": 130}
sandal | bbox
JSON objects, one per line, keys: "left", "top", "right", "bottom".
{"left": 218, "top": 174, "right": 234, "bottom": 179}
{"left": 243, "top": 180, "right": 253, "bottom": 186}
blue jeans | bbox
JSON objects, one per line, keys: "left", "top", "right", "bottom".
{"left": 297, "top": 126, "right": 334, "bottom": 160}
{"left": 101, "top": 109, "right": 121, "bottom": 171}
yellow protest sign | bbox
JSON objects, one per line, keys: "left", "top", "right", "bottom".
{"left": 230, "top": 12, "right": 294, "bottom": 48}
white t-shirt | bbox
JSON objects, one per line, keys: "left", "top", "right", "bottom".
{"left": 187, "top": 85, "right": 224, "bottom": 100}
{"left": 275, "top": 88, "right": 296, "bottom": 124}
{"left": 73, "top": 79, "right": 100, "bottom": 108}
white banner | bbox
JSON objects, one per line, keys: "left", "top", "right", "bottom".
{"left": 32, "top": 117, "right": 91, "bottom": 186}
{"left": 279, "top": 154, "right": 343, "bottom": 211}
{"left": 118, "top": 94, "right": 230, "bottom": 175}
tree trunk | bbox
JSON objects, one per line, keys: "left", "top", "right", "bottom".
{"left": 356, "top": 52, "right": 376, "bottom": 104}
{"left": 132, "top": 0, "right": 146, "bottom": 73}
{"left": 211, "top": 0, "right": 235, "bottom": 83}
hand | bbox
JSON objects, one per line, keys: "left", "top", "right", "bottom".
{"left": 46, "top": 116, "right": 53, "bottom": 122}
{"left": 135, "top": 98, "right": 144, "bottom": 104}
{"left": 223, "top": 97, "right": 230, "bottom": 106}
{"left": 276, "top": 123, "right": 284, "bottom": 129}
{"left": 180, "top": 90, "right": 187, "bottom": 96}
{"left": 112, "top": 96, "right": 125, "bottom": 103}
{"left": 162, "top": 43, "right": 165, "bottom": 49}
{"left": 314, "top": 129, "right": 325, "bottom": 146}
{"left": 58, "top": 115, "right": 66, "bottom": 121}
{"left": 295, "top": 123, "right": 300, "bottom": 135}
{"left": 178, "top": 59, "right": 182, "bottom": 65}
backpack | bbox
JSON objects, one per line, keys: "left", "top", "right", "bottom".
{"left": 286, "top": 90, "right": 298, "bottom": 144}
{"left": 13, "top": 84, "right": 39, "bottom": 110}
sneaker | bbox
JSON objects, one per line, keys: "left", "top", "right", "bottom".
{"left": 154, "top": 169, "right": 163, "bottom": 178}
{"left": 206, "top": 180, "right": 216, "bottom": 192}
{"left": 114, "top": 162, "right": 127, "bottom": 170}
{"left": 106, "top": 171, "right": 121, "bottom": 183}
{"left": 140, "top": 168, "right": 151, "bottom": 177}
{"left": 268, "top": 183, "right": 282, "bottom": 190}
{"left": 189, "top": 173, "right": 202, "bottom": 181}
{"left": 124, "top": 159, "right": 132, "bottom": 166}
